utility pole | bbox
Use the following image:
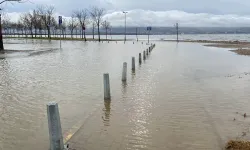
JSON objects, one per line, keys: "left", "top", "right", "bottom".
{"left": 175, "top": 22, "right": 179, "bottom": 42}
{"left": 123, "top": 11, "right": 128, "bottom": 42}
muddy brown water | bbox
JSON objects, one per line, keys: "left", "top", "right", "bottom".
{"left": 1, "top": 39, "right": 250, "bottom": 150}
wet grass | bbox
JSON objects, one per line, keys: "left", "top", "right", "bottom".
{"left": 226, "top": 140, "right": 250, "bottom": 150}
{"left": 230, "top": 49, "right": 250, "bottom": 56}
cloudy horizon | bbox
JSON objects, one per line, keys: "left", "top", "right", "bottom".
{"left": 2, "top": 0, "right": 250, "bottom": 27}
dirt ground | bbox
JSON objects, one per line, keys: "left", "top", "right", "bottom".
{"left": 202, "top": 41, "right": 250, "bottom": 56}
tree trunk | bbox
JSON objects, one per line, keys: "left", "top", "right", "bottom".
{"left": 92, "top": 23, "right": 94, "bottom": 39}
{"left": 25, "top": 29, "right": 27, "bottom": 38}
{"left": 71, "top": 30, "right": 73, "bottom": 38}
{"left": 76, "top": 29, "right": 77, "bottom": 39}
{"left": 106, "top": 28, "right": 107, "bottom": 40}
{"left": 35, "top": 28, "right": 37, "bottom": 37}
{"left": 84, "top": 30, "right": 86, "bottom": 41}
{"left": 47, "top": 26, "right": 50, "bottom": 39}
{"left": 98, "top": 25, "right": 100, "bottom": 42}
{"left": 81, "top": 29, "right": 83, "bottom": 39}
{"left": 31, "top": 28, "right": 33, "bottom": 38}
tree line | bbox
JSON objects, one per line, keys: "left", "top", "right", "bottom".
{"left": 2, "top": 5, "right": 111, "bottom": 42}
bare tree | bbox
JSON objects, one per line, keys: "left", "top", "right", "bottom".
{"left": 61, "top": 19, "right": 67, "bottom": 38}
{"left": 68, "top": 14, "right": 78, "bottom": 38}
{"left": 16, "top": 20, "right": 24, "bottom": 37}
{"left": 20, "top": 12, "right": 33, "bottom": 38}
{"left": 74, "top": 9, "right": 89, "bottom": 41}
{"left": 2, "top": 13, "right": 11, "bottom": 37}
{"left": 89, "top": 7, "right": 105, "bottom": 42}
{"left": 101, "top": 20, "right": 110, "bottom": 40}
{"left": 31, "top": 9, "right": 41, "bottom": 37}
{"left": 37, "top": 5, "right": 55, "bottom": 39}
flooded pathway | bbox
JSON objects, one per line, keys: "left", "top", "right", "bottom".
{"left": 0, "top": 40, "right": 250, "bottom": 150}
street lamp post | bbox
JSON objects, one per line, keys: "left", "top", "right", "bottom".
{"left": 123, "top": 11, "right": 128, "bottom": 42}
{"left": 0, "top": 0, "right": 21, "bottom": 51}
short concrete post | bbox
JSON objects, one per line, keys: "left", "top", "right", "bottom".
{"left": 47, "top": 102, "right": 64, "bottom": 150}
{"left": 143, "top": 51, "right": 146, "bottom": 60}
{"left": 122, "top": 62, "right": 127, "bottom": 82}
{"left": 139, "top": 53, "right": 142, "bottom": 64}
{"left": 103, "top": 73, "right": 111, "bottom": 100}
{"left": 132, "top": 57, "right": 135, "bottom": 71}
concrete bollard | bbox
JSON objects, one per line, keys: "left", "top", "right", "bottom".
{"left": 122, "top": 62, "right": 127, "bottom": 82}
{"left": 139, "top": 53, "right": 142, "bottom": 64}
{"left": 47, "top": 102, "right": 64, "bottom": 150}
{"left": 103, "top": 73, "right": 111, "bottom": 100}
{"left": 143, "top": 51, "right": 146, "bottom": 60}
{"left": 132, "top": 57, "right": 135, "bottom": 71}
{"left": 149, "top": 47, "right": 151, "bottom": 52}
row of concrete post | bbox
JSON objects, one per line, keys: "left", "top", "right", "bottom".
{"left": 46, "top": 43, "right": 156, "bottom": 150}
{"left": 103, "top": 43, "right": 156, "bottom": 100}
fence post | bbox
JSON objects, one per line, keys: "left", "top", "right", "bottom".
{"left": 103, "top": 73, "right": 111, "bottom": 100}
{"left": 146, "top": 49, "right": 149, "bottom": 55}
{"left": 132, "top": 57, "right": 135, "bottom": 71}
{"left": 47, "top": 102, "right": 64, "bottom": 150}
{"left": 143, "top": 51, "right": 146, "bottom": 60}
{"left": 122, "top": 62, "right": 127, "bottom": 82}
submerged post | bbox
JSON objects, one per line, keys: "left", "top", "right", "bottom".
{"left": 47, "top": 102, "right": 64, "bottom": 150}
{"left": 132, "top": 57, "right": 135, "bottom": 71}
{"left": 122, "top": 62, "right": 127, "bottom": 82}
{"left": 139, "top": 53, "right": 142, "bottom": 64}
{"left": 143, "top": 51, "right": 146, "bottom": 60}
{"left": 103, "top": 73, "right": 111, "bottom": 100}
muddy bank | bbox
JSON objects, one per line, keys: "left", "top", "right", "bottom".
{"left": 203, "top": 41, "right": 250, "bottom": 56}
{"left": 226, "top": 140, "right": 250, "bottom": 150}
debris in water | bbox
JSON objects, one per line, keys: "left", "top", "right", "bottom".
{"left": 233, "top": 118, "right": 236, "bottom": 121}
{"left": 244, "top": 113, "right": 247, "bottom": 118}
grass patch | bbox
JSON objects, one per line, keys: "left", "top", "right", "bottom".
{"left": 230, "top": 49, "right": 250, "bottom": 56}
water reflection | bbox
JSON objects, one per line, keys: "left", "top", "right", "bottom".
{"left": 102, "top": 100, "right": 111, "bottom": 127}
{"left": 121, "top": 82, "right": 128, "bottom": 98}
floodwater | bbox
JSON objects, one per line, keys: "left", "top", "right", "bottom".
{"left": 1, "top": 39, "right": 250, "bottom": 150}
{"left": 5, "top": 33, "right": 250, "bottom": 42}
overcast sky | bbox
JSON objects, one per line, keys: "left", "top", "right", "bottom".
{"left": 3, "top": 0, "right": 250, "bottom": 27}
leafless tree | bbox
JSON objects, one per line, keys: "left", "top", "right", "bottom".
{"left": 91, "top": 21, "right": 96, "bottom": 39}
{"left": 74, "top": 9, "right": 89, "bottom": 41}
{"left": 16, "top": 20, "right": 24, "bottom": 37}
{"left": 68, "top": 14, "right": 78, "bottom": 38}
{"left": 61, "top": 19, "right": 67, "bottom": 38}
{"left": 31, "top": 9, "right": 41, "bottom": 37}
{"left": 20, "top": 12, "right": 33, "bottom": 38}
{"left": 102, "top": 20, "right": 111, "bottom": 40}
{"left": 2, "top": 13, "right": 11, "bottom": 37}
{"left": 89, "top": 6, "right": 105, "bottom": 42}
{"left": 37, "top": 5, "right": 55, "bottom": 39}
